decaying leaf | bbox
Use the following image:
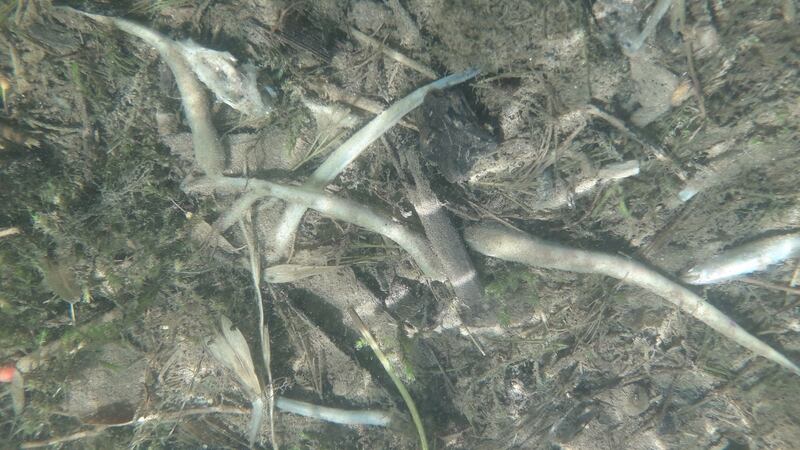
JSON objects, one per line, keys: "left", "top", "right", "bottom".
{"left": 206, "top": 315, "right": 265, "bottom": 447}
{"left": 206, "top": 315, "right": 261, "bottom": 397}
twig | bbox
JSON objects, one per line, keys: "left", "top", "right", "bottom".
{"left": 558, "top": 186, "right": 607, "bottom": 229}
{"left": 636, "top": 197, "right": 697, "bottom": 258}
{"left": 682, "top": 37, "right": 706, "bottom": 119}
{"left": 19, "top": 394, "right": 396, "bottom": 449}
{"left": 420, "top": 342, "right": 457, "bottom": 397}
{"left": 652, "top": 373, "right": 679, "bottom": 430}
{"left": 741, "top": 277, "right": 800, "bottom": 296}
{"left": 277, "top": 303, "right": 324, "bottom": 397}
{"left": 460, "top": 322, "right": 487, "bottom": 357}
{"left": 463, "top": 198, "right": 523, "bottom": 232}
{"left": 65, "top": 61, "right": 95, "bottom": 158}
{"left": 348, "top": 307, "right": 428, "bottom": 450}
{"left": 584, "top": 104, "right": 688, "bottom": 181}
{"left": 306, "top": 80, "right": 417, "bottom": 131}
{"left": 264, "top": 263, "right": 342, "bottom": 283}
{"left": 348, "top": 27, "right": 437, "bottom": 79}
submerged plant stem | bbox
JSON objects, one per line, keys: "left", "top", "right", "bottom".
{"left": 348, "top": 307, "right": 428, "bottom": 450}
{"left": 464, "top": 223, "right": 800, "bottom": 376}
{"left": 239, "top": 218, "right": 277, "bottom": 449}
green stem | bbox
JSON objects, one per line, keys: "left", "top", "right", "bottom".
{"left": 348, "top": 308, "right": 428, "bottom": 450}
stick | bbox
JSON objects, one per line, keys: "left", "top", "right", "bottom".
{"left": 621, "top": 0, "right": 675, "bottom": 53}
{"left": 584, "top": 104, "right": 688, "bottom": 181}
{"left": 741, "top": 277, "right": 800, "bottom": 296}
{"left": 348, "top": 27, "right": 437, "bottom": 79}
{"left": 682, "top": 38, "right": 706, "bottom": 119}
{"left": 21, "top": 398, "right": 396, "bottom": 448}
{"left": 305, "top": 80, "right": 417, "bottom": 131}
{"left": 20, "top": 406, "right": 249, "bottom": 449}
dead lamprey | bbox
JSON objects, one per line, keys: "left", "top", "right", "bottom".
{"left": 464, "top": 223, "right": 800, "bottom": 376}
{"left": 271, "top": 69, "right": 479, "bottom": 260}
{"left": 61, "top": 8, "right": 230, "bottom": 175}
{"left": 401, "top": 149, "right": 485, "bottom": 320}
{"left": 274, "top": 397, "right": 393, "bottom": 427}
{"left": 184, "top": 176, "right": 445, "bottom": 281}
{"left": 528, "top": 160, "right": 640, "bottom": 212}
{"left": 682, "top": 232, "right": 800, "bottom": 285}
{"left": 68, "top": 8, "right": 224, "bottom": 175}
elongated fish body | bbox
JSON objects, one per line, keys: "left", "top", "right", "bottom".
{"left": 464, "top": 223, "right": 800, "bottom": 376}
{"left": 682, "top": 233, "right": 800, "bottom": 285}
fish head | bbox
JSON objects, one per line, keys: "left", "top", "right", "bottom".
{"left": 680, "top": 266, "right": 711, "bottom": 285}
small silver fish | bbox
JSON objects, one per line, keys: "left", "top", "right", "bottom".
{"left": 682, "top": 232, "right": 800, "bottom": 285}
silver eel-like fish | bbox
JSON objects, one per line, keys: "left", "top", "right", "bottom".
{"left": 682, "top": 232, "right": 800, "bottom": 285}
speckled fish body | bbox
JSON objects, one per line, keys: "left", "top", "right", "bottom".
{"left": 682, "top": 233, "right": 800, "bottom": 285}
